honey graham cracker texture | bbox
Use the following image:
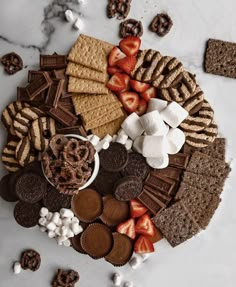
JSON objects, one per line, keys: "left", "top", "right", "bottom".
{"left": 68, "top": 77, "right": 109, "bottom": 94}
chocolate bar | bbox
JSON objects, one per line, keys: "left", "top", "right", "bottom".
{"left": 17, "top": 87, "right": 30, "bottom": 101}
{"left": 52, "top": 69, "right": 66, "bottom": 79}
{"left": 45, "top": 104, "right": 77, "bottom": 127}
{"left": 138, "top": 189, "right": 166, "bottom": 215}
{"left": 45, "top": 79, "right": 64, "bottom": 108}
{"left": 151, "top": 166, "right": 182, "bottom": 181}
{"left": 28, "top": 70, "right": 45, "bottom": 83}
{"left": 57, "top": 125, "right": 87, "bottom": 137}
{"left": 143, "top": 185, "right": 172, "bottom": 205}
{"left": 145, "top": 173, "right": 176, "bottom": 196}
{"left": 25, "top": 72, "right": 52, "bottom": 100}
{"left": 40, "top": 54, "right": 67, "bottom": 70}
{"left": 169, "top": 153, "right": 190, "bottom": 169}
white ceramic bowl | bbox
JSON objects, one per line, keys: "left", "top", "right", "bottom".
{"left": 42, "top": 134, "right": 100, "bottom": 191}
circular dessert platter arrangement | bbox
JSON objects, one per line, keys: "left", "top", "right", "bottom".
{"left": 0, "top": 31, "right": 231, "bottom": 284}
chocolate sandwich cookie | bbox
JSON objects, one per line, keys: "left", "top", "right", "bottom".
{"left": 29, "top": 117, "right": 56, "bottom": 151}
{"left": 0, "top": 173, "right": 19, "bottom": 202}
{"left": 80, "top": 223, "right": 113, "bottom": 259}
{"left": 13, "top": 107, "right": 45, "bottom": 139}
{"left": 15, "top": 136, "right": 37, "bottom": 167}
{"left": 100, "top": 143, "right": 128, "bottom": 172}
{"left": 71, "top": 233, "right": 87, "bottom": 254}
{"left": 105, "top": 233, "right": 133, "bottom": 266}
{"left": 2, "top": 141, "right": 21, "bottom": 172}
{"left": 14, "top": 201, "right": 41, "bottom": 228}
{"left": 181, "top": 85, "right": 204, "bottom": 115}
{"left": 114, "top": 176, "right": 143, "bottom": 201}
{"left": 180, "top": 99, "right": 214, "bottom": 132}
{"left": 43, "top": 185, "right": 71, "bottom": 212}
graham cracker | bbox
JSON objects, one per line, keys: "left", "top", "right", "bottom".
{"left": 66, "top": 62, "right": 108, "bottom": 83}
{"left": 67, "top": 34, "right": 114, "bottom": 72}
{"left": 72, "top": 91, "right": 118, "bottom": 115}
{"left": 68, "top": 77, "right": 109, "bottom": 94}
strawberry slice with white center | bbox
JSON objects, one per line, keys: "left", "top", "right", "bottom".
{"left": 135, "top": 214, "right": 155, "bottom": 237}
{"left": 107, "top": 66, "right": 123, "bottom": 75}
{"left": 134, "top": 235, "right": 155, "bottom": 254}
{"left": 108, "top": 47, "right": 126, "bottom": 67}
{"left": 130, "top": 199, "right": 148, "bottom": 218}
{"left": 106, "top": 73, "right": 126, "bottom": 92}
{"left": 135, "top": 98, "right": 147, "bottom": 116}
{"left": 130, "top": 79, "right": 150, "bottom": 93}
{"left": 116, "top": 218, "right": 136, "bottom": 240}
{"left": 116, "top": 56, "right": 136, "bottom": 75}
{"left": 121, "top": 74, "right": 130, "bottom": 92}
{"left": 119, "top": 36, "right": 141, "bottom": 57}
{"left": 119, "top": 91, "right": 139, "bottom": 113}
{"left": 140, "top": 86, "right": 157, "bottom": 102}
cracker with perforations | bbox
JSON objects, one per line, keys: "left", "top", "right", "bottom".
{"left": 68, "top": 77, "right": 109, "bottom": 94}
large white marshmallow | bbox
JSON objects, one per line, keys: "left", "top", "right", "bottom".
{"left": 167, "top": 128, "right": 186, "bottom": 154}
{"left": 142, "top": 136, "right": 168, "bottom": 158}
{"left": 121, "top": 113, "right": 144, "bottom": 140}
{"left": 146, "top": 154, "right": 169, "bottom": 169}
{"left": 147, "top": 98, "right": 168, "bottom": 113}
{"left": 160, "top": 102, "right": 188, "bottom": 128}
{"left": 153, "top": 124, "right": 169, "bottom": 136}
{"left": 140, "top": 111, "right": 166, "bottom": 136}
{"left": 133, "top": 136, "right": 145, "bottom": 154}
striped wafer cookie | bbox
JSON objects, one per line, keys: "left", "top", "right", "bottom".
{"left": 15, "top": 137, "right": 37, "bottom": 167}
{"left": 181, "top": 85, "right": 204, "bottom": 115}
{"left": 13, "top": 107, "right": 45, "bottom": 139}
{"left": 180, "top": 100, "right": 214, "bottom": 132}
{"left": 2, "top": 141, "right": 21, "bottom": 172}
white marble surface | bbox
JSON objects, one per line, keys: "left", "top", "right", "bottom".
{"left": 0, "top": 0, "right": 236, "bottom": 286}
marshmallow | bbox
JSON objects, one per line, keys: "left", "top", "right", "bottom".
{"left": 48, "top": 231, "right": 56, "bottom": 239}
{"left": 57, "top": 218, "right": 63, "bottom": 227}
{"left": 118, "top": 129, "right": 128, "bottom": 137}
{"left": 65, "top": 10, "right": 74, "bottom": 22}
{"left": 133, "top": 136, "right": 145, "bottom": 154}
{"left": 71, "top": 222, "right": 83, "bottom": 235}
{"left": 146, "top": 154, "right": 169, "bottom": 169}
{"left": 46, "top": 222, "right": 57, "bottom": 232}
{"left": 116, "top": 134, "right": 128, "bottom": 145}
{"left": 63, "top": 239, "right": 71, "bottom": 247}
{"left": 51, "top": 212, "right": 60, "bottom": 225}
{"left": 60, "top": 208, "right": 74, "bottom": 218}
{"left": 61, "top": 226, "right": 69, "bottom": 237}
{"left": 73, "top": 17, "right": 84, "bottom": 30}
{"left": 39, "top": 226, "right": 47, "bottom": 233}
{"left": 140, "top": 110, "right": 166, "bottom": 135}
{"left": 129, "top": 256, "right": 142, "bottom": 269}
{"left": 13, "top": 262, "right": 22, "bottom": 275}
{"left": 112, "top": 134, "right": 118, "bottom": 142}
{"left": 160, "top": 102, "right": 188, "bottom": 128}
{"left": 112, "top": 272, "right": 122, "bottom": 286}
{"left": 147, "top": 98, "right": 168, "bottom": 113}
{"left": 140, "top": 253, "right": 151, "bottom": 261}
{"left": 124, "top": 281, "right": 133, "bottom": 287}
{"left": 55, "top": 227, "right": 61, "bottom": 236}
{"left": 62, "top": 217, "right": 72, "bottom": 226}
{"left": 71, "top": 217, "right": 79, "bottom": 223}
{"left": 57, "top": 236, "right": 67, "bottom": 245}
{"left": 121, "top": 113, "right": 144, "bottom": 140}
{"left": 167, "top": 128, "right": 186, "bottom": 154}
{"left": 142, "top": 136, "right": 168, "bottom": 158}
{"left": 125, "top": 139, "right": 133, "bottom": 151}
{"left": 96, "top": 134, "right": 113, "bottom": 152}
{"left": 89, "top": 134, "right": 100, "bottom": 146}
{"left": 67, "top": 229, "right": 75, "bottom": 238}
{"left": 38, "top": 217, "right": 47, "bottom": 226}
{"left": 46, "top": 212, "right": 53, "bottom": 221}
{"left": 40, "top": 207, "right": 48, "bottom": 218}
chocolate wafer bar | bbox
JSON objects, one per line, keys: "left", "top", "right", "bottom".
{"left": 138, "top": 189, "right": 166, "bottom": 215}
{"left": 44, "top": 104, "right": 77, "bottom": 127}
{"left": 45, "top": 79, "right": 64, "bottom": 108}
{"left": 145, "top": 173, "right": 176, "bottom": 197}
{"left": 25, "top": 72, "right": 52, "bottom": 100}
{"left": 40, "top": 54, "right": 67, "bottom": 70}
{"left": 169, "top": 153, "right": 190, "bottom": 169}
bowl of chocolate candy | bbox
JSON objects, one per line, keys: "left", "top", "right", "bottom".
{"left": 41, "top": 134, "right": 100, "bottom": 195}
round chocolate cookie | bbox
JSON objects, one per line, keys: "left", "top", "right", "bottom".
{"left": 100, "top": 195, "right": 129, "bottom": 227}
{"left": 43, "top": 185, "right": 72, "bottom": 212}
{"left": 114, "top": 176, "right": 143, "bottom": 201}
{"left": 14, "top": 201, "right": 41, "bottom": 228}
{"left": 122, "top": 152, "right": 150, "bottom": 180}
{"left": 71, "top": 233, "right": 87, "bottom": 255}
{"left": 0, "top": 174, "right": 19, "bottom": 202}
{"left": 100, "top": 143, "right": 128, "bottom": 172}
{"left": 105, "top": 233, "right": 133, "bottom": 266}
{"left": 71, "top": 189, "right": 103, "bottom": 223}
{"left": 80, "top": 223, "right": 113, "bottom": 259}
{"left": 15, "top": 172, "right": 47, "bottom": 203}
{"left": 91, "top": 168, "right": 122, "bottom": 195}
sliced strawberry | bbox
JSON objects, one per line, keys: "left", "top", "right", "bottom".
{"left": 134, "top": 235, "right": 155, "bottom": 254}
{"left": 119, "top": 36, "right": 141, "bottom": 57}
{"left": 106, "top": 73, "right": 126, "bottom": 92}
{"left": 108, "top": 47, "right": 126, "bottom": 67}
{"left": 135, "top": 214, "right": 155, "bottom": 237}
{"left": 107, "top": 66, "right": 123, "bottom": 75}
{"left": 121, "top": 74, "right": 130, "bottom": 92}
{"left": 116, "top": 56, "right": 136, "bottom": 75}
{"left": 135, "top": 99, "right": 147, "bottom": 116}
{"left": 117, "top": 218, "right": 136, "bottom": 240}
{"left": 130, "top": 199, "right": 148, "bottom": 218}
{"left": 130, "top": 79, "right": 150, "bottom": 93}
{"left": 146, "top": 226, "right": 163, "bottom": 244}
{"left": 119, "top": 91, "right": 139, "bottom": 113}
{"left": 140, "top": 87, "right": 157, "bottom": 102}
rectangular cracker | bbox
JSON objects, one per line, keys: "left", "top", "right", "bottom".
{"left": 66, "top": 62, "right": 108, "bottom": 83}
{"left": 68, "top": 77, "right": 109, "bottom": 94}
{"left": 67, "top": 34, "right": 114, "bottom": 72}
{"left": 205, "top": 39, "right": 236, "bottom": 78}
{"left": 72, "top": 91, "right": 118, "bottom": 115}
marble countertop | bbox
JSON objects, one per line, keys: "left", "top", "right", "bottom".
{"left": 0, "top": 0, "right": 236, "bottom": 286}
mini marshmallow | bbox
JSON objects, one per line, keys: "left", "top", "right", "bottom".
{"left": 40, "top": 207, "right": 48, "bottom": 218}
{"left": 167, "top": 128, "right": 186, "bottom": 154}
{"left": 65, "top": 10, "right": 74, "bottom": 22}
{"left": 140, "top": 110, "right": 166, "bottom": 135}
{"left": 60, "top": 208, "right": 74, "bottom": 219}
{"left": 142, "top": 136, "right": 168, "bottom": 158}
{"left": 51, "top": 212, "right": 60, "bottom": 225}
{"left": 89, "top": 134, "right": 100, "bottom": 146}
{"left": 71, "top": 217, "right": 79, "bottom": 224}
{"left": 62, "top": 217, "right": 72, "bottom": 226}
{"left": 63, "top": 239, "right": 71, "bottom": 247}
{"left": 112, "top": 135, "right": 118, "bottom": 142}
{"left": 46, "top": 222, "right": 57, "bottom": 232}
{"left": 46, "top": 212, "right": 53, "bottom": 221}
{"left": 55, "top": 227, "right": 61, "bottom": 236}
{"left": 67, "top": 229, "right": 75, "bottom": 238}
{"left": 125, "top": 139, "right": 133, "bottom": 151}
{"left": 140, "top": 253, "right": 151, "bottom": 261}
{"left": 61, "top": 226, "right": 69, "bottom": 237}
{"left": 129, "top": 256, "right": 142, "bottom": 269}
{"left": 73, "top": 17, "right": 84, "bottom": 30}
{"left": 48, "top": 231, "right": 56, "bottom": 239}
{"left": 13, "top": 262, "right": 22, "bottom": 275}
{"left": 38, "top": 217, "right": 47, "bottom": 227}
{"left": 116, "top": 134, "right": 128, "bottom": 145}
{"left": 121, "top": 113, "right": 144, "bottom": 140}
{"left": 160, "top": 102, "right": 188, "bottom": 128}
{"left": 71, "top": 222, "right": 83, "bottom": 235}
{"left": 147, "top": 98, "right": 168, "bottom": 113}
{"left": 40, "top": 226, "right": 47, "bottom": 233}
{"left": 124, "top": 281, "right": 133, "bottom": 287}
{"left": 57, "top": 218, "right": 63, "bottom": 227}
{"left": 112, "top": 272, "right": 122, "bottom": 286}
{"left": 133, "top": 136, "right": 145, "bottom": 154}
{"left": 57, "top": 236, "right": 67, "bottom": 245}
{"left": 146, "top": 154, "right": 169, "bottom": 169}
{"left": 96, "top": 134, "right": 113, "bottom": 152}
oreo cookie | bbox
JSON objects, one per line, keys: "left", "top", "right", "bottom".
{"left": 114, "top": 176, "right": 143, "bottom": 201}
{"left": 0, "top": 174, "right": 19, "bottom": 202}
{"left": 43, "top": 185, "right": 71, "bottom": 212}
{"left": 14, "top": 201, "right": 41, "bottom": 228}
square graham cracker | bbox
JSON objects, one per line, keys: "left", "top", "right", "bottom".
{"left": 68, "top": 77, "right": 109, "bottom": 94}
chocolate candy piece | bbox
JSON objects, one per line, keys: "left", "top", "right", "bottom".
{"left": 169, "top": 153, "right": 190, "bottom": 169}
{"left": 52, "top": 269, "right": 80, "bottom": 287}
{"left": 40, "top": 54, "right": 67, "bottom": 70}
{"left": 80, "top": 223, "right": 113, "bottom": 259}
{"left": 43, "top": 185, "right": 71, "bottom": 212}
{"left": 122, "top": 152, "right": 150, "bottom": 180}
{"left": 71, "top": 233, "right": 87, "bottom": 254}
{"left": 107, "top": 0, "right": 132, "bottom": 20}
{"left": 20, "top": 249, "right": 41, "bottom": 271}
{"left": 71, "top": 189, "right": 103, "bottom": 223}
{"left": 57, "top": 125, "right": 87, "bottom": 138}
{"left": 138, "top": 189, "right": 166, "bottom": 215}
{"left": 120, "top": 18, "right": 143, "bottom": 38}
{"left": 105, "top": 233, "right": 133, "bottom": 266}
{"left": 100, "top": 143, "right": 128, "bottom": 172}
{"left": 45, "top": 79, "right": 64, "bottom": 108}
{"left": 45, "top": 104, "right": 77, "bottom": 127}
{"left": 152, "top": 166, "right": 182, "bottom": 181}
{"left": 150, "top": 13, "right": 173, "bottom": 37}
{"left": 145, "top": 173, "right": 176, "bottom": 197}
{"left": 0, "top": 174, "right": 19, "bottom": 202}
{"left": 14, "top": 201, "right": 41, "bottom": 228}
{"left": 143, "top": 184, "right": 172, "bottom": 205}
{"left": 15, "top": 172, "right": 47, "bottom": 203}
{"left": 28, "top": 70, "right": 45, "bottom": 83}
{"left": 1, "top": 52, "right": 23, "bottom": 75}
{"left": 52, "top": 69, "right": 66, "bottom": 79}
{"left": 114, "top": 176, "right": 143, "bottom": 201}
